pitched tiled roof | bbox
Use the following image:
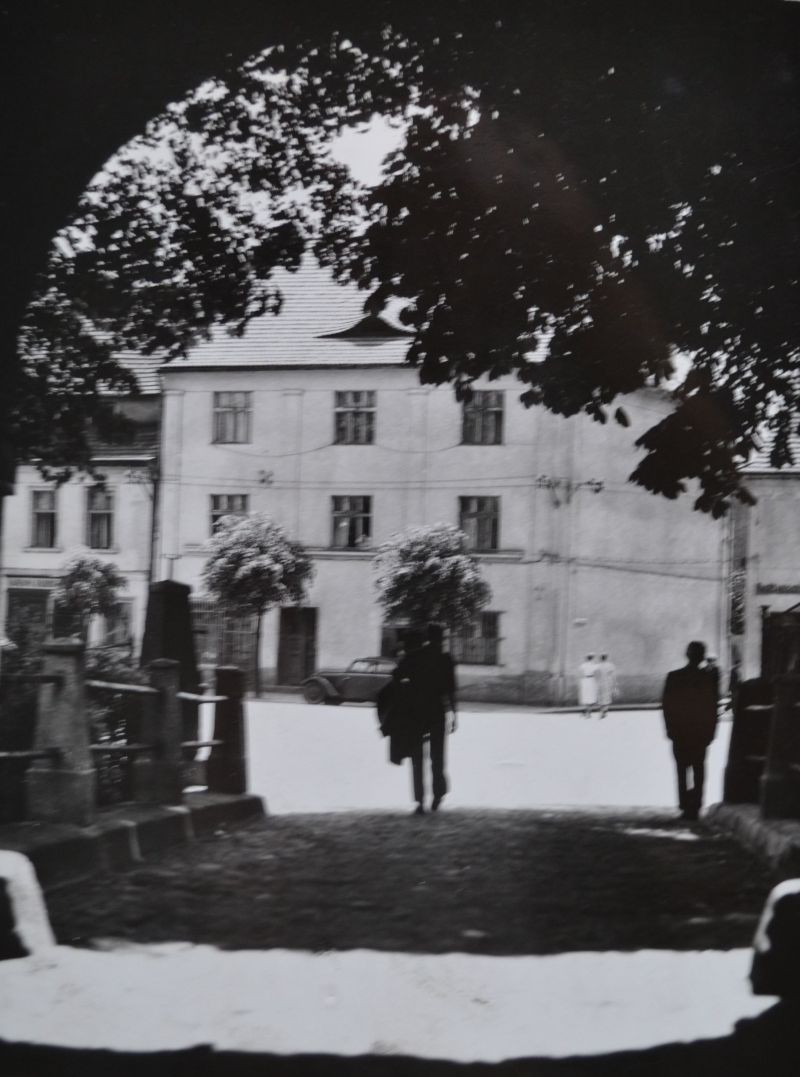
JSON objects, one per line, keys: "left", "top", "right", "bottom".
{"left": 160, "top": 259, "right": 413, "bottom": 372}
{"left": 121, "top": 356, "right": 162, "bottom": 394}
{"left": 742, "top": 431, "right": 800, "bottom": 473}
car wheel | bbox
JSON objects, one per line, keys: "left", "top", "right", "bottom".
{"left": 303, "top": 681, "right": 326, "bottom": 704}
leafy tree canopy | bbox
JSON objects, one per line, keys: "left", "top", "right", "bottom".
{"left": 17, "top": 0, "right": 800, "bottom": 513}
{"left": 374, "top": 523, "right": 491, "bottom": 629}
{"left": 55, "top": 554, "right": 126, "bottom": 635}
{"left": 203, "top": 513, "right": 313, "bottom": 616}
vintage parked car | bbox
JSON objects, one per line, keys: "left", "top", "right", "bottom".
{"left": 301, "top": 657, "right": 396, "bottom": 705}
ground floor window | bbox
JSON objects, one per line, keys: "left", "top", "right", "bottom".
{"left": 450, "top": 612, "right": 501, "bottom": 665}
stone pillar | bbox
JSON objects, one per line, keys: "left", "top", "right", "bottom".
{"left": 206, "top": 666, "right": 247, "bottom": 795}
{"left": 760, "top": 674, "right": 800, "bottom": 820}
{"left": 133, "top": 659, "right": 183, "bottom": 805}
{"left": 723, "top": 677, "right": 773, "bottom": 804}
{"left": 26, "top": 639, "right": 94, "bottom": 826}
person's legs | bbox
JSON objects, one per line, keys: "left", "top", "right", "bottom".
{"left": 429, "top": 719, "right": 448, "bottom": 808}
{"left": 672, "top": 743, "right": 689, "bottom": 814}
{"left": 686, "top": 750, "right": 706, "bottom": 817}
{"left": 410, "top": 738, "right": 425, "bottom": 811}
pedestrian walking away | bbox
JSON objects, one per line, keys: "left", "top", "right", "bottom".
{"left": 578, "top": 653, "right": 599, "bottom": 718}
{"left": 596, "top": 653, "right": 617, "bottom": 718}
{"left": 389, "top": 624, "right": 457, "bottom": 814}
{"left": 662, "top": 640, "right": 719, "bottom": 821}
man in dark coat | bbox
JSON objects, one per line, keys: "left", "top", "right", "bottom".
{"left": 392, "top": 624, "right": 457, "bottom": 814}
{"left": 662, "top": 640, "right": 719, "bottom": 821}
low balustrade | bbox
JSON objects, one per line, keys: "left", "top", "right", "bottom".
{"left": 0, "top": 639, "right": 247, "bottom": 826}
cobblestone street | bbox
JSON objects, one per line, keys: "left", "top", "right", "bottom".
{"left": 48, "top": 808, "right": 772, "bottom": 955}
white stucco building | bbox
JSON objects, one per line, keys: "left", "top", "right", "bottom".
{"left": 0, "top": 365, "right": 159, "bottom": 652}
{"left": 730, "top": 433, "right": 800, "bottom": 681}
{"left": 156, "top": 262, "right": 726, "bottom": 702}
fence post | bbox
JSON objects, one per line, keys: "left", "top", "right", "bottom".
{"left": 26, "top": 638, "right": 94, "bottom": 826}
{"left": 206, "top": 666, "right": 247, "bottom": 795}
{"left": 133, "top": 658, "right": 183, "bottom": 805}
{"left": 760, "top": 674, "right": 800, "bottom": 820}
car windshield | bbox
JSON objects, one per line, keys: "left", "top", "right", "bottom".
{"left": 349, "top": 660, "right": 372, "bottom": 672}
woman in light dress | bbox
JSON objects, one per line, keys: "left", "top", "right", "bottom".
{"left": 595, "top": 654, "right": 617, "bottom": 718}
{"left": 578, "top": 654, "right": 599, "bottom": 718}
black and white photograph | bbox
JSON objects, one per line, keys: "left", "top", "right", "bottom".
{"left": 1, "top": 1, "right": 799, "bottom": 1073}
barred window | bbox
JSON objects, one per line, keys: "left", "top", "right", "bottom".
{"left": 86, "top": 487, "right": 114, "bottom": 550}
{"left": 334, "top": 391, "right": 376, "bottom": 445}
{"left": 213, "top": 391, "right": 252, "bottom": 444}
{"left": 210, "top": 494, "right": 249, "bottom": 534}
{"left": 462, "top": 391, "right": 504, "bottom": 445}
{"left": 450, "top": 613, "right": 500, "bottom": 665}
{"left": 331, "top": 495, "right": 372, "bottom": 548}
{"left": 459, "top": 496, "right": 500, "bottom": 551}
{"left": 30, "top": 489, "right": 57, "bottom": 548}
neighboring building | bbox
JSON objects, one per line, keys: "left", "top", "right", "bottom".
{"left": 730, "top": 433, "right": 800, "bottom": 683}
{"left": 158, "top": 261, "right": 726, "bottom": 702}
{"left": 1, "top": 359, "right": 160, "bottom": 652}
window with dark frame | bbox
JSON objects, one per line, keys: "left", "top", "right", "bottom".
{"left": 30, "top": 489, "right": 57, "bottom": 548}
{"left": 210, "top": 494, "right": 249, "bottom": 534}
{"left": 212, "top": 391, "right": 252, "bottom": 444}
{"left": 462, "top": 391, "right": 504, "bottom": 445}
{"left": 334, "top": 390, "right": 376, "bottom": 445}
{"left": 450, "top": 612, "right": 501, "bottom": 665}
{"left": 459, "top": 495, "right": 500, "bottom": 551}
{"left": 86, "top": 487, "right": 114, "bottom": 550}
{"left": 103, "top": 600, "right": 134, "bottom": 648}
{"left": 331, "top": 495, "right": 372, "bottom": 548}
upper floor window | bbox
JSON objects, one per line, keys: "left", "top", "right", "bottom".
{"left": 332, "top": 495, "right": 372, "bottom": 548}
{"left": 334, "top": 390, "right": 375, "bottom": 445}
{"left": 86, "top": 487, "right": 114, "bottom": 550}
{"left": 210, "top": 494, "right": 249, "bottom": 535}
{"left": 459, "top": 495, "right": 500, "bottom": 551}
{"left": 462, "top": 391, "right": 504, "bottom": 445}
{"left": 450, "top": 612, "right": 501, "bottom": 665}
{"left": 213, "top": 391, "right": 251, "bottom": 444}
{"left": 30, "top": 489, "right": 57, "bottom": 548}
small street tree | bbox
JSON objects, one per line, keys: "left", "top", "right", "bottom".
{"left": 55, "top": 554, "right": 126, "bottom": 641}
{"left": 373, "top": 523, "right": 491, "bottom": 635}
{"left": 202, "top": 513, "right": 313, "bottom": 694}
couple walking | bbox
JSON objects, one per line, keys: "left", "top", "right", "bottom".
{"left": 578, "top": 653, "right": 616, "bottom": 718}
{"left": 378, "top": 624, "right": 457, "bottom": 815}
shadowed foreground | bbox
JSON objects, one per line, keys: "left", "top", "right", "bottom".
{"left": 47, "top": 809, "right": 771, "bottom": 955}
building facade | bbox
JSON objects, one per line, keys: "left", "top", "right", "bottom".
{"left": 1, "top": 372, "right": 159, "bottom": 653}
{"left": 156, "top": 263, "right": 726, "bottom": 702}
{"left": 730, "top": 435, "right": 800, "bottom": 683}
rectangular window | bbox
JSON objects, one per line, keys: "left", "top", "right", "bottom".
{"left": 30, "top": 489, "right": 57, "bottom": 548}
{"left": 331, "top": 495, "right": 372, "bottom": 548}
{"left": 103, "top": 599, "right": 133, "bottom": 648}
{"left": 210, "top": 494, "right": 249, "bottom": 535}
{"left": 462, "top": 390, "right": 504, "bottom": 445}
{"left": 334, "top": 390, "right": 376, "bottom": 445}
{"left": 459, "top": 496, "right": 500, "bottom": 551}
{"left": 86, "top": 487, "right": 114, "bottom": 549}
{"left": 451, "top": 612, "right": 500, "bottom": 665}
{"left": 213, "top": 391, "right": 252, "bottom": 444}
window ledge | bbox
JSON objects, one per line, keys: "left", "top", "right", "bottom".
{"left": 470, "top": 549, "right": 524, "bottom": 562}
{"left": 310, "top": 546, "right": 376, "bottom": 560}
{"left": 24, "top": 546, "right": 63, "bottom": 553}
{"left": 87, "top": 547, "right": 121, "bottom": 555}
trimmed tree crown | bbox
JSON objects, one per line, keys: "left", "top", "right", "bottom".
{"left": 373, "top": 523, "right": 491, "bottom": 630}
